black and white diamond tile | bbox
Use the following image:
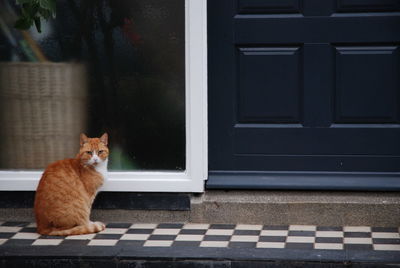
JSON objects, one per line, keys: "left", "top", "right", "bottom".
{"left": 0, "top": 222, "right": 399, "bottom": 251}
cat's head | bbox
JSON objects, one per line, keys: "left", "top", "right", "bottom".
{"left": 78, "top": 133, "right": 109, "bottom": 167}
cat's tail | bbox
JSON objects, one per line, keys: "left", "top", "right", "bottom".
{"left": 38, "top": 222, "right": 105, "bottom": 236}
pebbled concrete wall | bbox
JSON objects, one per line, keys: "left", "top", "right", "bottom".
{"left": 190, "top": 191, "right": 400, "bottom": 226}
{"left": 1, "top": 191, "right": 399, "bottom": 226}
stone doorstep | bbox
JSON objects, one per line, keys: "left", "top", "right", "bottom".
{"left": 189, "top": 191, "right": 400, "bottom": 227}
{"left": 0, "top": 191, "right": 399, "bottom": 226}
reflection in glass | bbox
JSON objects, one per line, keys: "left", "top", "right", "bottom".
{"left": 0, "top": 0, "right": 185, "bottom": 171}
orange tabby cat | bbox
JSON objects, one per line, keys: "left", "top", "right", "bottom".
{"left": 34, "top": 133, "right": 109, "bottom": 236}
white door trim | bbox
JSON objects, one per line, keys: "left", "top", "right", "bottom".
{"left": 0, "top": 0, "right": 208, "bottom": 193}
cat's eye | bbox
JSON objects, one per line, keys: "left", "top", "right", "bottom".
{"left": 86, "top": 151, "right": 93, "bottom": 155}
{"left": 98, "top": 150, "right": 104, "bottom": 154}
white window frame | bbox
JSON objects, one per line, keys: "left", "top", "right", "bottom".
{"left": 0, "top": 0, "right": 208, "bottom": 193}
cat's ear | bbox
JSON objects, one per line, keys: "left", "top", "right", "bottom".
{"left": 80, "top": 133, "right": 89, "bottom": 146}
{"left": 100, "top": 133, "right": 108, "bottom": 146}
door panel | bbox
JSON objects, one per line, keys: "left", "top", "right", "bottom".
{"left": 335, "top": 46, "right": 399, "bottom": 123}
{"left": 208, "top": 0, "right": 400, "bottom": 188}
{"left": 237, "top": 0, "right": 301, "bottom": 14}
{"left": 234, "top": 127, "right": 400, "bottom": 156}
{"left": 336, "top": 0, "right": 400, "bottom": 12}
{"left": 235, "top": 16, "right": 399, "bottom": 44}
{"left": 238, "top": 47, "right": 302, "bottom": 123}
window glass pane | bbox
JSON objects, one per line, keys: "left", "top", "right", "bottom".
{"left": 0, "top": 0, "right": 185, "bottom": 171}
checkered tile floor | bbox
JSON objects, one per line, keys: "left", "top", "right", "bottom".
{"left": 1, "top": 222, "right": 399, "bottom": 251}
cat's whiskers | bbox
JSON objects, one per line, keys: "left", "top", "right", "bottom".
{"left": 94, "top": 158, "right": 108, "bottom": 179}
{"left": 85, "top": 152, "right": 108, "bottom": 179}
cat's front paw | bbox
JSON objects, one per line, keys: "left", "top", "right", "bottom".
{"left": 92, "top": 221, "right": 106, "bottom": 232}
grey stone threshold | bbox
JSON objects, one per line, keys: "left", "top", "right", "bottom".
{"left": 190, "top": 191, "right": 400, "bottom": 226}
{"left": 1, "top": 191, "right": 399, "bottom": 226}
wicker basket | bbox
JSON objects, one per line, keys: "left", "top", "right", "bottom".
{"left": 0, "top": 62, "right": 88, "bottom": 169}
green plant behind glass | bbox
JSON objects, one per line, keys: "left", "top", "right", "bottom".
{"left": 14, "top": 0, "right": 56, "bottom": 33}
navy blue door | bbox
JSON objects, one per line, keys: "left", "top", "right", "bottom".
{"left": 208, "top": 0, "right": 400, "bottom": 190}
